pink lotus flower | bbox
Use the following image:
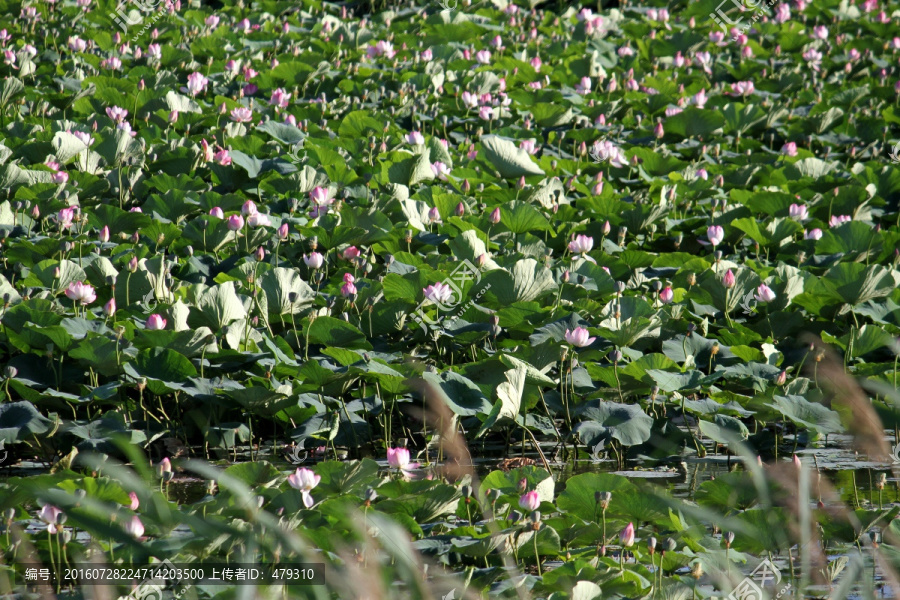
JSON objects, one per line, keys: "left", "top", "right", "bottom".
{"left": 183, "top": 72, "right": 208, "bottom": 96}
{"left": 205, "top": 14, "right": 219, "bottom": 27}
{"left": 226, "top": 215, "right": 244, "bottom": 231}
{"left": 367, "top": 40, "right": 396, "bottom": 59}
{"left": 707, "top": 225, "right": 725, "bottom": 246}
{"left": 230, "top": 107, "right": 253, "bottom": 123}
{"left": 65, "top": 281, "right": 97, "bottom": 305}
{"left": 723, "top": 270, "right": 736, "bottom": 288}
{"left": 128, "top": 491, "right": 139, "bottom": 511}
{"left": 591, "top": 140, "right": 628, "bottom": 168}
{"left": 157, "top": 457, "right": 172, "bottom": 475}
{"left": 287, "top": 467, "right": 321, "bottom": 508}
{"left": 620, "top": 522, "right": 635, "bottom": 547}
{"left": 474, "top": 49, "right": 491, "bottom": 64}
{"left": 241, "top": 200, "right": 257, "bottom": 216}
{"left": 754, "top": 284, "right": 776, "bottom": 303}
{"left": 659, "top": 286, "right": 674, "bottom": 304}
{"left": 421, "top": 49, "right": 433, "bottom": 61}
{"left": 424, "top": 282, "right": 454, "bottom": 305}
{"left": 116, "top": 122, "right": 137, "bottom": 137}
{"left": 247, "top": 213, "right": 271, "bottom": 227}
{"left": 805, "top": 228, "right": 823, "bottom": 240}
{"left": 343, "top": 246, "right": 360, "bottom": 260}
{"left": 104, "top": 298, "right": 116, "bottom": 317}
{"left": 489, "top": 207, "right": 501, "bottom": 224}
{"left": 146, "top": 314, "right": 167, "bottom": 330}
{"left": 146, "top": 43, "right": 162, "bottom": 60}
{"left": 99, "top": 225, "right": 110, "bottom": 243}
{"left": 519, "top": 139, "right": 539, "bottom": 155}
{"left": 209, "top": 207, "right": 224, "bottom": 219}
{"left": 478, "top": 105, "right": 494, "bottom": 121}
{"left": 575, "top": 77, "right": 592, "bottom": 95}
{"left": 269, "top": 88, "right": 290, "bottom": 109}
{"left": 214, "top": 149, "right": 231, "bottom": 166}
{"left": 106, "top": 106, "right": 128, "bottom": 123}
{"left": 52, "top": 171, "right": 69, "bottom": 184}
{"left": 68, "top": 36, "right": 87, "bottom": 52}
{"left": 341, "top": 279, "right": 357, "bottom": 297}
{"left": 303, "top": 252, "right": 324, "bottom": 269}
{"left": 101, "top": 57, "right": 121, "bottom": 70}
{"left": 789, "top": 204, "right": 808, "bottom": 221}
{"left": 461, "top": 91, "right": 479, "bottom": 109}
{"left": 792, "top": 453, "right": 801, "bottom": 467}
{"left": 774, "top": 3, "right": 791, "bottom": 22}
{"left": 309, "top": 186, "right": 330, "bottom": 205}
{"left": 564, "top": 327, "right": 596, "bottom": 347}
{"left": 829, "top": 215, "right": 852, "bottom": 227}
{"left": 386, "top": 447, "right": 419, "bottom": 478}
{"left": 519, "top": 490, "right": 540, "bottom": 512}
{"left": 811, "top": 25, "right": 828, "bottom": 40}
{"left": 57, "top": 207, "right": 76, "bottom": 229}
{"left": 69, "top": 130, "right": 92, "bottom": 146}
{"left": 728, "top": 81, "right": 755, "bottom": 97}
{"left": 568, "top": 234, "right": 594, "bottom": 255}
{"left": 781, "top": 142, "right": 798, "bottom": 156}
{"left": 124, "top": 515, "right": 144, "bottom": 539}
{"left": 38, "top": 505, "right": 63, "bottom": 533}
{"left": 431, "top": 162, "right": 450, "bottom": 180}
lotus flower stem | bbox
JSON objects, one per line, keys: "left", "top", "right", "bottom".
{"left": 533, "top": 531, "right": 541, "bottom": 576}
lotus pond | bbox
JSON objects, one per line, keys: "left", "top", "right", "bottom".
{"left": 1, "top": 0, "right": 900, "bottom": 598}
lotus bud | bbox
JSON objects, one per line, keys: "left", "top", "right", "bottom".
{"left": 561, "top": 270, "right": 570, "bottom": 283}
{"left": 256, "top": 246, "right": 265, "bottom": 262}
{"left": 477, "top": 253, "right": 488, "bottom": 267}
{"left": 455, "top": 202, "right": 465, "bottom": 217}
{"left": 128, "top": 256, "right": 138, "bottom": 272}
{"left": 490, "top": 207, "right": 501, "bottom": 224}
{"left": 602, "top": 220, "right": 611, "bottom": 235}
{"left": 610, "top": 350, "right": 623, "bottom": 363}
{"left": 776, "top": 370, "right": 787, "bottom": 386}
{"left": 4, "top": 366, "right": 17, "bottom": 379}
{"left": 723, "top": 531, "right": 735, "bottom": 548}
{"left": 517, "top": 176, "right": 526, "bottom": 190}
{"left": 664, "top": 538, "right": 677, "bottom": 553}
{"left": 462, "top": 179, "right": 471, "bottom": 193}
{"left": 616, "top": 281, "right": 626, "bottom": 294}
